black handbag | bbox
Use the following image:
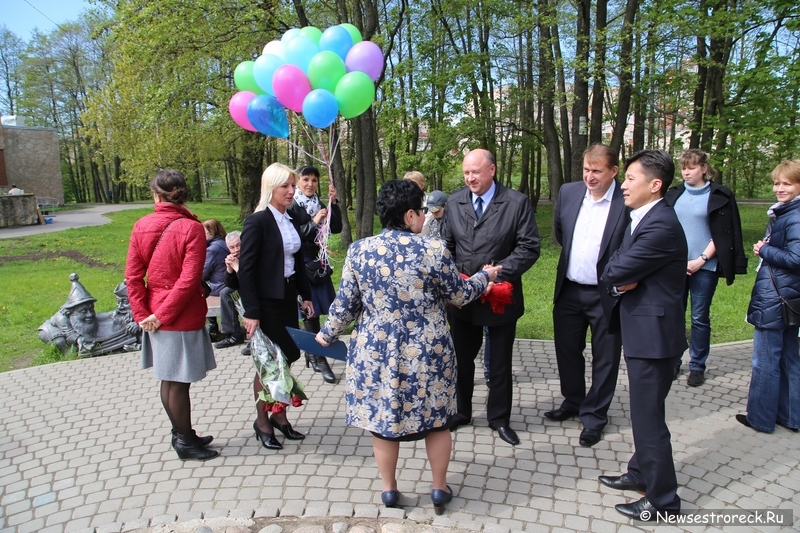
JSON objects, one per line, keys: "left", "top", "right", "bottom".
{"left": 767, "top": 265, "right": 800, "bottom": 327}
{"left": 305, "top": 259, "right": 333, "bottom": 284}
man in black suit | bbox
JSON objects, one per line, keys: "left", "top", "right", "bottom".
{"left": 442, "top": 148, "right": 540, "bottom": 446}
{"left": 599, "top": 150, "right": 686, "bottom": 520}
{"left": 548, "top": 144, "right": 629, "bottom": 447}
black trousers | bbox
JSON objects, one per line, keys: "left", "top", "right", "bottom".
{"left": 257, "top": 278, "right": 301, "bottom": 365}
{"left": 449, "top": 311, "right": 516, "bottom": 427}
{"left": 552, "top": 280, "right": 622, "bottom": 430}
{"left": 624, "top": 355, "right": 681, "bottom": 511}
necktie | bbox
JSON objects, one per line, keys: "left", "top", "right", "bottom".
{"left": 475, "top": 197, "right": 484, "bottom": 219}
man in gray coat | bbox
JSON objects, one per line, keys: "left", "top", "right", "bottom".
{"left": 442, "top": 148, "right": 540, "bottom": 445}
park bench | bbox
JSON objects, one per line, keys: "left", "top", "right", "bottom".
{"left": 36, "top": 196, "right": 59, "bottom": 215}
{"left": 206, "top": 295, "right": 221, "bottom": 317}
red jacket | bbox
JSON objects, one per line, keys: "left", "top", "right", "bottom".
{"left": 126, "top": 202, "right": 208, "bottom": 331}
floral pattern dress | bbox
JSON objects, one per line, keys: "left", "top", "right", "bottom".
{"left": 318, "top": 229, "right": 490, "bottom": 438}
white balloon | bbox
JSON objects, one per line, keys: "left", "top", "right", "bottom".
{"left": 262, "top": 40, "right": 285, "bottom": 60}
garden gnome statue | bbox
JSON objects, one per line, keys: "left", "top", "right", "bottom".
{"left": 38, "top": 273, "right": 141, "bottom": 356}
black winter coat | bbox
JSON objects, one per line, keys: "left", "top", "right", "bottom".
{"left": 665, "top": 182, "right": 747, "bottom": 285}
{"left": 746, "top": 199, "right": 800, "bottom": 329}
{"left": 289, "top": 200, "right": 343, "bottom": 259}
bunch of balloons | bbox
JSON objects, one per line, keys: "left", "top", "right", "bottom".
{"left": 228, "top": 24, "right": 384, "bottom": 138}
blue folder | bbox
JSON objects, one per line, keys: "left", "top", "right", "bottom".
{"left": 285, "top": 327, "right": 348, "bottom": 361}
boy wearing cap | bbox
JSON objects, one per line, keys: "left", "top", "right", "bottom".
{"left": 423, "top": 190, "right": 447, "bottom": 238}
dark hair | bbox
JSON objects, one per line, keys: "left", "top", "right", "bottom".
{"left": 377, "top": 179, "right": 424, "bottom": 230}
{"left": 202, "top": 219, "right": 227, "bottom": 239}
{"left": 297, "top": 165, "right": 320, "bottom": 178}
{"left": 151, "top": 169, "right": 189, "bottom": 204}
{"left": 584, "top": 143, "right": 618, "bottom": 170}
{"left": 624, "top": 150, "right": 675, "bottom": 197}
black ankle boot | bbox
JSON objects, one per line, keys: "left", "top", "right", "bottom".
{"left": 305, "top": 352, "right": 320, "bottom": 372}
{"left": 171, "top": 429, "right": 213, "bottom": 448}
{"left": 173, "top": 432, "right": 219, "bottom": 461}
{"left": 315, "top": 356, "right": 336, "bottom": 383}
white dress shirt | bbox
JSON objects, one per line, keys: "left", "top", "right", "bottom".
{"left": 630, "top": 198, "right": 663, "bottom": 233}
{"left": 267, "top": 204, "right": 301, "bottom": 277}
{"left": 566, "top": 183, "right": 616, "bottom": 285}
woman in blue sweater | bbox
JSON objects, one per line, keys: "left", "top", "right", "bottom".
{"left": 738, "top": 160, "right": 800, "bottom": 433}
{"left": 665, "top": 150, "right": 747, "bottom": 387}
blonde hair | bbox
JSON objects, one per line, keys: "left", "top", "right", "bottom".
{"left": 771, "top": 160, "right": 800, "bottom": 185}
{"left": 254, "top": 163, "right": 296, "bottom": 212}
{"left": 403, "top": 170, "right": 427, "bottom": 191}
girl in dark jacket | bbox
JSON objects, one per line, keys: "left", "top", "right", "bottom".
{"left": 737, "top": 159, "right": 800, "bottom": 433}
{"left": 289, "top": 166, "right": 343, "bottom": 383}
{"left": 126, "top": 170, "right": 218, "bottom": 461}
{"left": 665, "top": 149, "right": 747, "bottom": 386}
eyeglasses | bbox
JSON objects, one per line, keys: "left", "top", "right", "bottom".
{"left": 415, "top": 207, "right": 428, "bottom": 214}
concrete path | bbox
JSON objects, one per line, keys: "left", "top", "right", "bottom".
{"left": 0, "top": 204, "right": 152, "bottom": 240}
{"left": 1, "top": 339, "right": 797, "bottom": 533}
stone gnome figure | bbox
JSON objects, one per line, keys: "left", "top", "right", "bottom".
{"left": 38, "top": 273, "right": 142, "bottom": 356}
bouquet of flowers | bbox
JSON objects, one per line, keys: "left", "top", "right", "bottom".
{"left": 232, "top": 292, "right": 307, "bottom": 413}
{"left": 461, "top": 273, "right": 514, "bottom": 314}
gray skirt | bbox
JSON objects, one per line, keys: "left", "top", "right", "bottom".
{"left": 141, "top": 329, "right": 217, "bottom": 383}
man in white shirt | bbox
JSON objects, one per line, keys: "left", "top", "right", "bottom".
{"left": 548, "top": 144, "right": 630, "bottom": 447}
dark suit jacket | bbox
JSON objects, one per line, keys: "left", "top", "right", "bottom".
{"left": 238, "top": 208, "right": 311, "bottom": 320}
{"left": 442, "top": 181, "right": 540, "bottom": 325}
{"left": 601, "top": 200, "right": 688, "bottom": 360}
{"left": 553, "top": 180, "right": 630, "bottom": 319}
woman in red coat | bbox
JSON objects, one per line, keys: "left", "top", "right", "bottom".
{"left": 126, "top": 169, "right": 218, "bottom": 461}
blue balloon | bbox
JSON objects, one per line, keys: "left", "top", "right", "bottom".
{"left": 302, "top": 89, "right": 339, "bottom": 129}
{"left": 319, "top": 26, "right": 353, "bottom": 61}
{"left": 252, "top": 54, "right": 284, "bottom": 96}
{"left": 284, "top": 35, "right": 319, "bottom": 72}
{"left": 246, "top": 94, "right": 289, "bottom": 138}
{"left": 281, "top": 28, "right": 300, "bottom": 43}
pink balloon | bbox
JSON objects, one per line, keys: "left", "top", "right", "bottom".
{"left": 345, "top": 41, "right": 384, "bottom": 81}
{"left": 272, "top": 64, "right": 311, "bottom": 113}
{"left": 229, "top": 91, "right": 258, "bottom": 131}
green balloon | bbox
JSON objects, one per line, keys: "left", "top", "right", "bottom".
{"left": 339, "top": 23, "right": 362, "bottom": 44}
{"left": 308, "top": 51, "right": 347, "bottom": 93}
{"left": 233, "top": 61, "right": 263, "bottom": 94}
{"left": 334, "top": 71, "right": 375, "bottom": 119}
{"left": 298, "top": 26, "right": 323, "bottom": 45}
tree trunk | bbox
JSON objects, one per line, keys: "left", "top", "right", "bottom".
{"left": 609, "top": 0, "right": 638, "bottom": 157}
{"left": 570, "top": 0, "right": 590, "bottom": 182}
{"left": 537, "top": 0, "right": 564, "bottom": 212}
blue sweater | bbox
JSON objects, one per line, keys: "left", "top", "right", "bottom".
{"left": 673, "top": 181, "right": 718, "bottom": 272}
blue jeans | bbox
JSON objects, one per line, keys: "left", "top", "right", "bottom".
{"left": 746, "top": 327, "right": 800, "bottom": 432}
{"left": 680, "top": 270, "right": 719, "bottom": 372}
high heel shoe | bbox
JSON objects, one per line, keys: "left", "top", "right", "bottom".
{"left": 305, "top": 352, "right": 320, "bottom": 372}
{"left": 315, "top": 356, "right": 336, "bottom": 383}
{"left": 171, "top": 429, "right": 213, "bottom": 448}
{"left": 253, "top": 421, "right": 283, "bottom": 450}
{"left": 431, "top": 485, "right": 453, "bottom": 515}
{"left": 381, "top": 490, "right": 400, "bottom": 508}
{"left": 173, "top": 432, "right": 219, "bottom": 461}
{"left": 269, "top": 414, "right": 305, "bottom": 440}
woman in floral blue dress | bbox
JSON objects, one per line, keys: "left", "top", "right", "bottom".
{"left": 317, "top": 179, "right": 501, "bottom": 514}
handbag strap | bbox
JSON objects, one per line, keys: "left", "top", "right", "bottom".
{"left": 767, "top": 264, "right": 788, "bottom": 301}
{"left": 151, "top": 218, "right": 183, "bottom": 264}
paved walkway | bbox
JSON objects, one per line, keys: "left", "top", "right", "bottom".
{"left": 1, "top": 339, "right": 798, "bottom": 533}
{"left": 0, "top": 204, "right": 151, "bottom": 240}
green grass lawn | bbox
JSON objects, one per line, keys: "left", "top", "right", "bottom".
{"left": 0, "top": 201, "right": 768, "bottom": 373}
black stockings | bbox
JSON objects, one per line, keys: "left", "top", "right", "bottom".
{"left": 160, "top": 381, "right": 192, "bottom": 435}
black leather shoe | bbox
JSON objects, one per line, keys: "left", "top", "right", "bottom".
{"left": 253, "top": 421, "right": 282, "bottom": 450}
{"left": 544, "top": 407, "right": 578, "bottom": 421}
{"left": 241, "top": 343, "right": 251, "bottom": 356}
{"left": 492, "top": 425, "right": 520, "bottom": 445}
{"left": 173, "top": 432, "right": 219, "bottom": 461}
{"left": 777, "top": 421, "right": 800, "bottom": 433}
{"left": 214, "top": 334, "right": 244, "bottom": 349}
{"left": 450, "top": 414, "right": 471, "bottom": 432}
{"left": 599, "top": 473, "right": 646, "bottom": 492}
{"left": 315, "top": 356, "right": 336, "bottom": 383}
{"left": 615, "top": 497, "right": 678, "bottom": 521}
{"left": 171, "top": 429, "right": 213, "bottom": 448}
{"left": 269, "top": 415, "right": 305, "bottom": 440}
{"left": 579, "top": 428, "right": 602, "bottom": 447}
